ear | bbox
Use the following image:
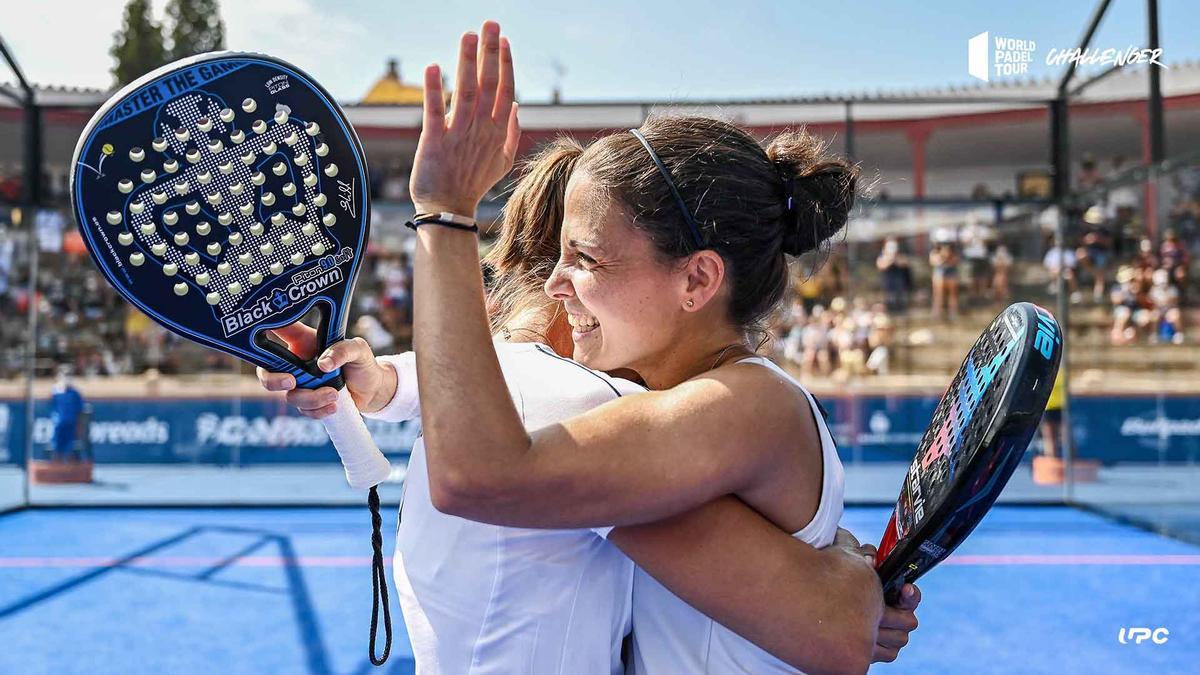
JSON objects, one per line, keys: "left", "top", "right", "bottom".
{"left": 680, "top": 250, "right": 726, "bottom": 312}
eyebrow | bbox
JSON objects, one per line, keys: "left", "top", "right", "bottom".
{"left": 568, "top": 238, "right": 605, "bottom": 254}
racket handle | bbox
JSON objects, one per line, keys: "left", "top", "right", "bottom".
{"left": 321, "top": 387, "right": 393, "bottom": 489}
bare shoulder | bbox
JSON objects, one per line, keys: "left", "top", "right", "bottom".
{"left": 665, "top": 358, "right": 817, "bottom": 448}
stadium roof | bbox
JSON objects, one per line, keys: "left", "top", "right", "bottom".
{"left": 5, "top": 61, "right": 1198, "bottom": 126}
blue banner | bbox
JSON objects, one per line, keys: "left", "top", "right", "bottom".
{"left": 1, "top": 393, "right": 1198, "bottom": 466}
{"left": 0, "top": 397, "right": 418, "bottom": 466}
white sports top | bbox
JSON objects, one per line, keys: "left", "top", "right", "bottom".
{"left": 367, "top": 342, "right": 644, "bottom": 675}
{"left": 627, "top": 356, "right": 846, "bottom": 675}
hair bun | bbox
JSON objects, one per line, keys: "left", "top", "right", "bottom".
{"left": 767, "top": 131, "right": 858, "bottom": 256}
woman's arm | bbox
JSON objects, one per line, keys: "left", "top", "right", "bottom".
{"left": 411, "top": 25, "right": 813, "bottom": 529}
{"left": 609, "top": 498, "right": 881, "bottom": 675}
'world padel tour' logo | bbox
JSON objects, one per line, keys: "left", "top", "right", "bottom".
{"left": 968, "top": 32, "right": 1166, "bottom": 82}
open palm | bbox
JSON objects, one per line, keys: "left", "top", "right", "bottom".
{"left": 410, "top": 21, "right": 521, "bottom": 218}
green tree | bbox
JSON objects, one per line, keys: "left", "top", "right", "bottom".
{"left": 109, "top": 0, "right": 168, "bottom": 87}
{"left": 166, "top": 0, "right": 225, "bottom": 61}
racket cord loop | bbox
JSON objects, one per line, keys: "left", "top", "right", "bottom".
{"left": 368, "top": 485, "right": 393, "bottom": 666}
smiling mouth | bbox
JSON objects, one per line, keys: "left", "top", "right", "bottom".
{"left": 567, "top": 313, "right": 599, "bottom": 335}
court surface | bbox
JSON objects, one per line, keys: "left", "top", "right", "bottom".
{"left": 0, "top": 505, "right": 1195, "bottom": 675}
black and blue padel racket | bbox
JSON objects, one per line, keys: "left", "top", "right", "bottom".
{"left": 875, "top": 302, "right": 1062, "bottom": 602}
{"left": 70, "top": 52, "right": 393, "bottom": 663}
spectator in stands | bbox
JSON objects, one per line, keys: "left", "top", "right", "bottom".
{"left": 865, "top": 309, "right": 893, "bottom": 376}
{"left": 801, "top": 305, "right": 834, "bottom": 375}
{"left": 781, "top": 299, "right": 807, "bottom": 365}
{"left": 1149, "top": 268, "right": 1184, "bottom": 344}
{"left": 1110, "top": 265, "right": 1151, "bottom": 345}
{"left": 875, "top": 236, "right": 911, "bottom": 313}
{"left": 1075, "top": 210, "right": 1113, "bottom": 303}
{"left": 1043, "top": 234, "right": 1081, "bottom": 304}
{"left": 1077, "top": 154, "right": 1103, "bottom": 192}
{"left": 1132, "top": 237, "right": 1159, "bottom": 288}
{"left": 959, "top": 217, "right": 993, "bottom": 303}
{"left": 991, "top": 244, "right": 1014, "bottom": 304}
{"left": 1159, "top": 229, "right": 1190, "bottom": 294}
{"left": 929, "top": 229, "right": 960, "bottom": 320}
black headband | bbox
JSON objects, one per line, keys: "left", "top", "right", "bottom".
{"left": 629, "top": 128, "right": 705, "bottom": 249}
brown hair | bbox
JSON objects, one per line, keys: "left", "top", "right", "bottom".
{"left": 577, "top": 115, "right": 857, "bottom": 331}
{"left": 483, "top": 136, "right": 585, "bottom": 333}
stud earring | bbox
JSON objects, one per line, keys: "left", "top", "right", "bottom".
{"left": 685, "top": 299, "right": 695, "bottom": 308}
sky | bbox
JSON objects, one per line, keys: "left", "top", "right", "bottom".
{"left": 3, "top": 0, "right": 1199, "bottom": 103}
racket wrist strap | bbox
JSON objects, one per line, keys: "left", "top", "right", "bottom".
{"left": 405, "top": 212, "right": 479, "bottom": 234}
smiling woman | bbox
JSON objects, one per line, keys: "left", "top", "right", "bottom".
{"left": 398, "top": 20, "right": 914, "bottom": 675}
{"left": 547, "top": 116, "right": 856, "bottom": 383}
{"left": 260, "top": 19, "right": 919, "bottom": 675}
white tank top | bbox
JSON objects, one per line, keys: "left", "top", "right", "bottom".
{"left": 368, "top": 343, "right": 644, "bottom": 675}
{"left": 628, "top": 356, "right": 845, "bottom": 675}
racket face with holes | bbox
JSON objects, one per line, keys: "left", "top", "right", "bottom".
{"left": 70, "top": 51, "right": 368, "bottom": 387}
{"left": 875, "top": 303, "right": 1062, "bottom": 597}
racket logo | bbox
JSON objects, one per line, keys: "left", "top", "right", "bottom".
{"left": 1118, "top": 627, "right": 1169, "bottom": 645}
{"left": 1033, "top": 310, "right": 1061, "bottom": 361}
{"left": 908, "top": 470, "right": 925, "bottom": 523}
{"left": 220, "top": 247, "right": 353, "bottom": 337}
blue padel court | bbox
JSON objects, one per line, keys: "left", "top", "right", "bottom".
{"left": 1, "top": 505, "right": 1196, "bottom": 675}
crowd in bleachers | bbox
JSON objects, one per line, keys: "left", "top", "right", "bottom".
{"left": 2, "top": 153, "right": 1198, "bottom": 381}
{"left": 774, "top": 295, "right": 895, "bottom": 378}
{"left": 1067, "top": 157, "right": 1198, "bottom": 345}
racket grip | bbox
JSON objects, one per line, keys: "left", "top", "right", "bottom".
{"left": 321, "top": 387, "right": 393, "bottom": 489}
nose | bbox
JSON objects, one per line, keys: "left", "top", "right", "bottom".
{"left": 544, "top": 258, "right": 574, "bottom": 301}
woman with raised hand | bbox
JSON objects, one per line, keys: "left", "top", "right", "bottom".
{"left": 263, "top": 21, "right": 920, "bottom": 675}
{"left": 264, "top": 137, "right": 919, "bottom": 674}
{"left": 407, "top": 21, "right": 916, "bottom": 674}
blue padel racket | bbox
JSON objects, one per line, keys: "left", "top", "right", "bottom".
{"left": 70, "top": 52, "right": 393, "bottom": 664}
{"left": 875, "top": 302, "right": 1062, "bottom": 602}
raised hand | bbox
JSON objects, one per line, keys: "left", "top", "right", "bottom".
{"left": 410, "top": 21, "right": 520, "bottom": 217}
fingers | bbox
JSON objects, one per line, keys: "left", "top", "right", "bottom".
{"left": 316, "top": 337, "right": 375, "bottom": 373}
{"left": 257, "top": 366, "right": 296, "bottom": 392}
{"left": 422, "top": 64, "right": 445, "bottom": 137}
{"left": 897, "top": 583, "right": 922, "bottom": 610}
{"left": 476, "top": 21, "right": 501, "bottom": 121}
{"left": 858, "top": 543, "right": 878, "bottom": 562}
{"left": 879, "top": 603, "right": 919, "bottom": 632}
{"left": 268, "top": 323, "right": 320, "bottom": 359}
{"left": 285, "top": 387, "right": 340, "bottom": 419}
{"left": 873, "top": 626, "right": 910, "bottom": 663}
{"left": 450, "top": 31, "right": 479, "bottom": 128}
{"left": 872, "top": 645, "right": 900, "bottom": 664}
{"left": 494, "top": 36, "right": 515, "bottom": 123}
{"left": 877, "top": 628, "right": 911, "bottom": 650}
